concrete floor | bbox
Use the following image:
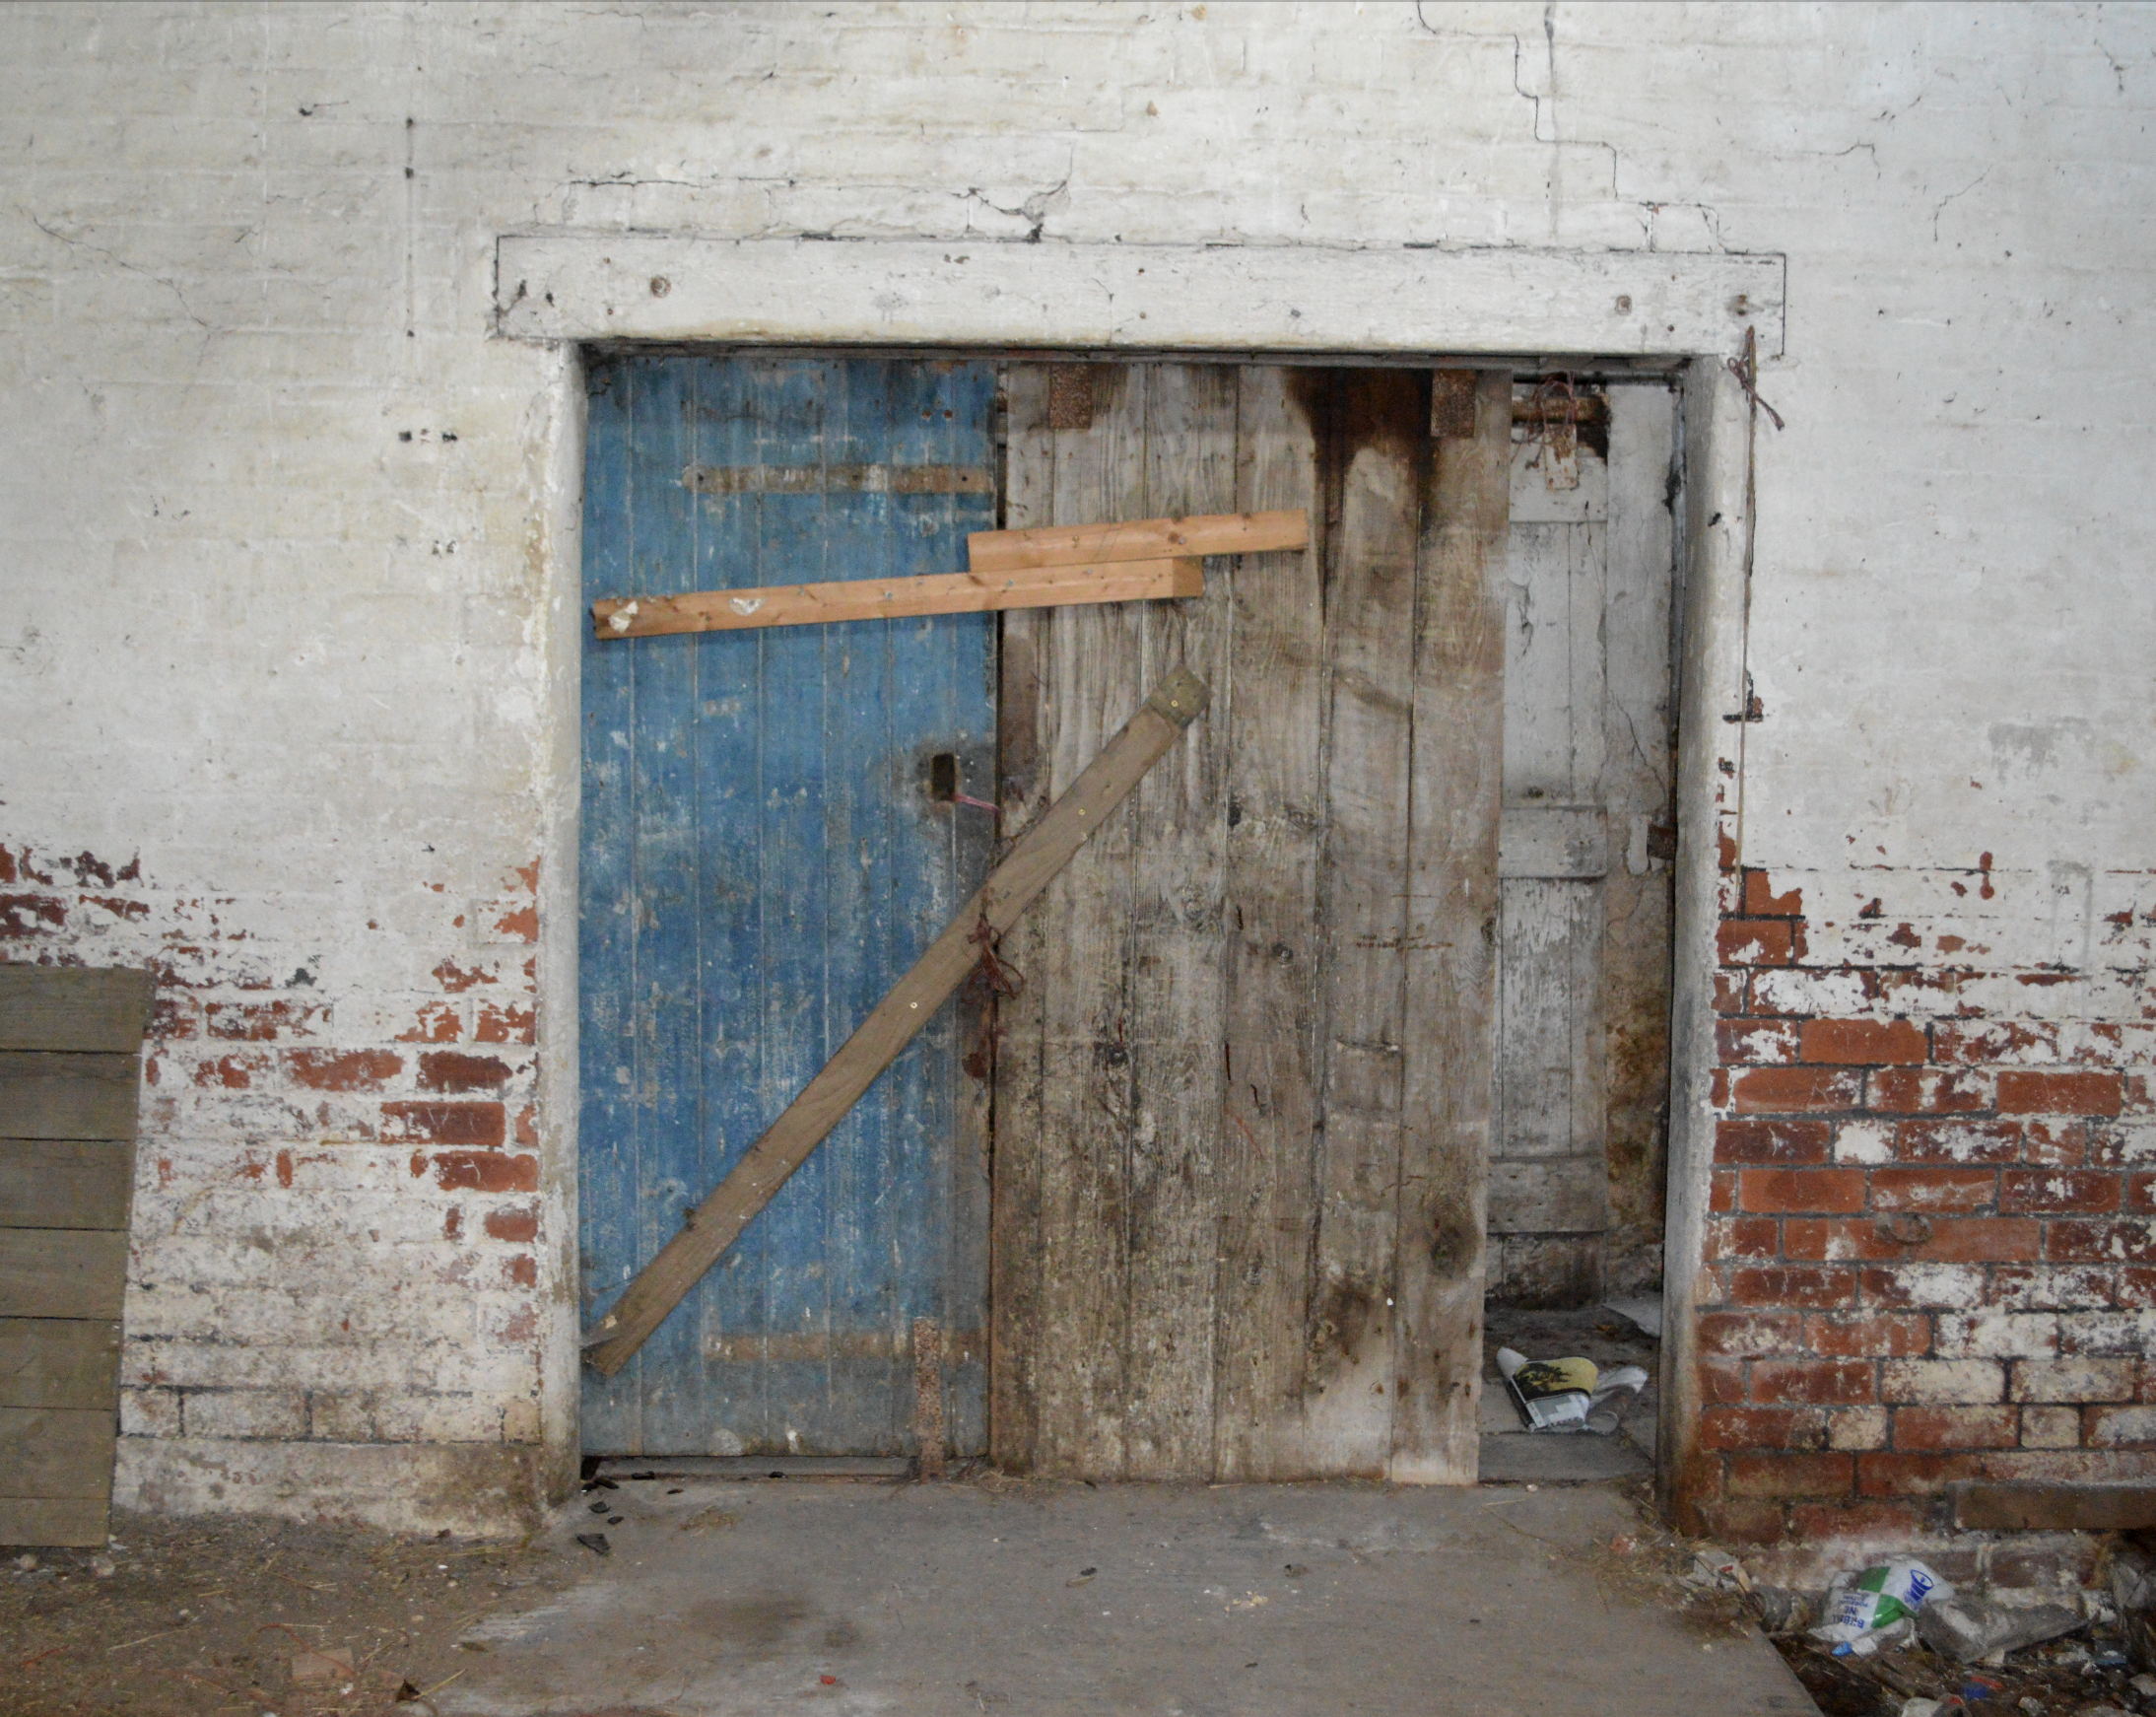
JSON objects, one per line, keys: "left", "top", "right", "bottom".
{"left": 439, "top": 1478, "right": 1817, "bottom": 1717}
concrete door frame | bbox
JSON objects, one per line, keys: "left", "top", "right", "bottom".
{"left": 505, "top": 237, "right": 1773, "bottom": 1509}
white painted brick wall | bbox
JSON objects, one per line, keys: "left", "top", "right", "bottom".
{"left": 3, "top": 1, "right": 2151, "bottom": 1531}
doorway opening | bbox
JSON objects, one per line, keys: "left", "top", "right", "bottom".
{"left": 573, "top": 354, "right": 1685, "bottom": 1484}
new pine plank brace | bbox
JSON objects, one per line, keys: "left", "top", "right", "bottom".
{"left": 583, "top": 668, "right": 1214, "bottom": 1376}
{"left": 589, "top": 510, "right": 1308, "bottom": 639}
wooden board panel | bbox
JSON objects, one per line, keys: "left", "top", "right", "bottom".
{"left": 1488, "top": 1159, "right": 1608, "bottom": 1234}
{"left": 1027, "top": 361, "right": 1148, "bottom": 1477}
{"left": 0, "top": 1139, "right": 136, "bottom": 1231}
{"left": 987, "top": 365, "right": 1054, "bottom": 1474}
{"left": 0, "top": 1494, "right": 108, "bottom": 1548}
{"left": 592, "top": 557, "right": 1203, "bottom": 639}
{"left": 584, "top": 666, "right": 1208, "bottom": 1375}
{"left": 0, "top": 1230, "right": 129, "bottom": 1320}
{"left": 1390, "top": 368, "right": 1512, "bottom": 1483}
{"left": 1306, "top": 372, "right": 1426, "bottom": 1477}
{"left": 1210, "top": 368, "right": 1325, "bottom": 1480}
{"left": 993, "top": 365, "right": 1509, "bottom": 1483}
{"left": 1121, "top": 365, "right": 1237, "bottom": 1478}
{"left": 0, "top": 1053, "right": 140, "bottom": 1141}
{"left": 0, "top": 967, "right": 152, "bottom": 1055}
{"left": 970, "top": 509, "right": 1305, "bottom": 573}
{"left": 577, "top": 357, "right": 1003, "bottom": 1457}
{"left": 1499, "top": 808, "right": 1608, "bottom": 880}
{"left": 0, "top": 1407, "right": 117, "bottom": 1498}
{"left": 0, "top": 1319, "right": 122, "bottom": 1409}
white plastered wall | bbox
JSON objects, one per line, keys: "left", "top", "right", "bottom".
{"left": 1, "top": 2, "right": 2148, "bottom": 1533}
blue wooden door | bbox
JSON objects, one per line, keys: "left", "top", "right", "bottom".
{"left": 578, "top": 356, "right": 996, "bottom": 1457}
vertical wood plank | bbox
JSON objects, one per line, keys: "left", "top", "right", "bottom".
{"left": 1390, "top": 369, "right": 1511, "bottom": 1483}
{"left": 1211, "top": 368, "right": 1325, "bottom": 1480}
{"left": 988, "top": 365, "right": 1054, "bottom": 1472}
{"left": 1305, "top": 372, "right": 1426, "bottom": 1475}
{"left": 1120, "top": 364, "right": 1236, "bottom": 1477}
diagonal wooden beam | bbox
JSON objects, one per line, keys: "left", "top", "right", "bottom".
{"left": 583, "top": 667, "right": 1214, "bottom": 1378}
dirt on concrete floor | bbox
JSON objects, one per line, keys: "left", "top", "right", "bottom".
{"left": 0, "top": 1473, "right": 1780, "bottom": 1717}
{"left": 0, "top": 1508, "right": 582, "bottom": 1717}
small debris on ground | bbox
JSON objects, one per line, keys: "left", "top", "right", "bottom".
{"left": 574, "top": 1532, "right": 613, "bottom": 1557}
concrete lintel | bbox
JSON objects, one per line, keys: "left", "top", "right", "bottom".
{"left": 115, "top": 1436, "right": 544, "bottom": 1540}
{"left": 494, "top": 236, "right": 1785, "bottom": 359}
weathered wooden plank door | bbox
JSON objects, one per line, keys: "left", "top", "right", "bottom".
{"left": 1488, "top": 385, "right": 1679, "bottom": 1305}
{"left": 579, "top": 356, "right": 995, "bottom": 1458}
{"left": 992, "top": 364, "right": 1510, "bottom": 1481}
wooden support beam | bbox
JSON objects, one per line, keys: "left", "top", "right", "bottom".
{"left": 593, "top": 556, "right": 1201, "bottom": 641}
{"left": 583, "top": 667, "right": 1214, "bottom": 1377}
{"left": 968, "top": 509, "right": 1307, "bottom": 574}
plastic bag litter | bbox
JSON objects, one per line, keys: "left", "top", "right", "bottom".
{"left": 1495, "top": 1347, "right": 1651, "bottom": 1435}
{"left": 1810, "top": 1560, "right": 1953, "bottom": 1657}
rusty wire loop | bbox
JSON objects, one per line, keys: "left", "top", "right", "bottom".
{"left": 1725, "top": 328, "right": 1785, "bottom": 431}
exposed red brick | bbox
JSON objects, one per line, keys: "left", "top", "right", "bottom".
{"left": 1698, "top": 1498, "right": 1789, "bottom": 1546}
{"left": 1700, "top": 1360, "right": 1749, "bottom": 1405}
{"left": 191, "top": 1053, "right": 260, "bottom": 1090}
{"left": 1870, "top": 1166, "right": 1997, "bottom": 1213}
{"left": 1713, "top": 971, "right": 1747, "bottom": 1015}
{"left": 494, "top": 903, "right": 538, "bottom": 942}
{"left": 1806, "top": 1313, "right": 1933, "bottom": 1358}
{"left": 1742, "top": 871, "right": 1805, "bottom": 917}
{"left": 1709, "top": 1169, "right": 1737, "bottom": 1214}
{"left": 0, "top": 894, "right": 68, "bottom": 935}
{"left": 1893, "top": 1406, "right": 2019, "bottom": 1451}
{"left": 1801, "top": 1018, "right": 1929, "bottom": 1065}
{"left": 418, "top": 1050, "right": 511, "bottom": 1093}
{"left": 1868, "top": 1067, "right": 1990, "bottom": 1115}
{"left": 1855, "top": 1451, "right": 1986, "bottom": 1495}
{"left": 397, "top": 1003, "right": 461, "bottom": 1044}
{"left": 1727, "top": 1265, "right": 1858, "bottom": 1309}
{"left": 286, "top": 1049, "right": 402, "bottom": 1092}
{"left": 1988, "top": 1264, "right": 2115, "bottom": 1310}
{"left": 1709, "top": 1215, "right": 1783, "bottom": 1260}
{"left": 443, "top": 1206, "right": 462, "bottom": 1240}
{"left": 1718, "top": 919, "right": 1800, "bottom": 967}
{"left": 433, "top": 958, "right": 497, "bottom": 994}
{"left": 1999, "top": 1169, "right": 2122, "bottom": 1214}
{"left": 1751, "top": 1359, "right": 1876, "bottom": 1406}
{"left": 2020, "top": 1121, "right": 2088, "bottom": 1168}
{"left": 1729, "top": 1065, "right": 1865, "bottom": 1115}
{"left": 1718, "top": 1018, "right": 1802, "bottom": 1064}
{"left": 505, "top": 1253, "right": 538, "bottom": 1288}
{"left": 1698, "top": 1310, "right": 1803, "bottom": 1357}
{"left": 2047, "top": 1220, "right": 2156, "bottom": 1265}
{"left": 1727, "top": 1452, "right": 1853, "bottom": 1498}
{"left": 1998, "top": 1069, "right": 2123, "bottom": 1117}
{"left": 1932, "top": 1021, "right": 2061, "bottom": 1065}
{"left": 1787, "top": 1216, "right": 2040, "bottom": 1265}
{"left": 514, "top": 1103, "right": 537, "bottom": 1147}
{"left": 1783, "top": 1218, "right": 1904, "bottom": 1263}
{"left": 474, "top": 1001, "right": 537, "bottom": 1046}
{"left": 429, "top": 1150, "right": 539, "bottom": 1194}
{"left": 204, "top": 999, "right": 328, "bottom": 1042}
{"left": 1788, "top": 1499, "right": 1924, "bottom": 1541}
{"left": 1739, "top": 1167, "right": 1868, "bottom": 1214}
{"left": 275, "top": 1149, "right": 294, "bottom": 1189}
{"left": 483, "top": 1206, "right": 539, "bottom": 1243}
{"left": 2120, "top": 1269, "right": 2156, "bottom": 1308}
{"left": 1700, "top": 1407, "right": 1828, "bottom": 1452}
{"left": 380, "top": 1100, "right": 506, "bottom": 1149}
{"left": 2128, "top": 1174, "right": 2156, "bottom": 1215}
{"left": 1893, "top": 1119, "right": 2027, "bottom": 1164}
{"left": 149, "top": 993, "right": 200, "bottom": 1043}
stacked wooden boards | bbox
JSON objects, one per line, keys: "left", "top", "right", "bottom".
{"left": 0, "top": 966, "right": 149, "bottom": 1546}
